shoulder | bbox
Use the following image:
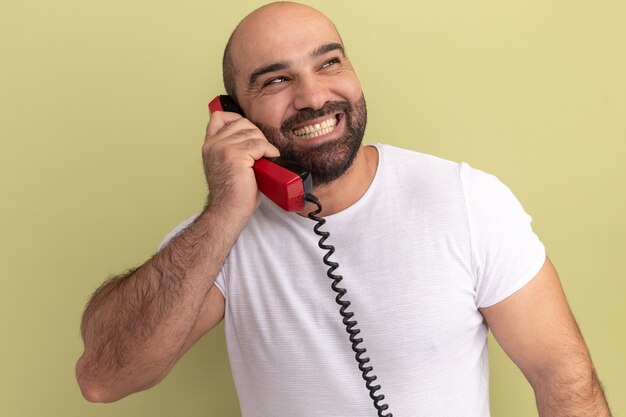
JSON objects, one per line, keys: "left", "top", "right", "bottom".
{"left": 376, "top": 143, "right": 459, "bottom": 172}
{"left": 374, "top": 144, "right": 464, "bottom": 199}
{"left": 376, "top": 144, "right": 515, "bottom": 197}
{"left": 457, "top": 161, "right": 530, "bottom": 224}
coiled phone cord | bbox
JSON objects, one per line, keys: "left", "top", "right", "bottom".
{"left": 303, "top": 193, "right": 393, "bottom": 417}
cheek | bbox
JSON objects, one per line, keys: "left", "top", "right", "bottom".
{"left": 247, "top": 99, "right": 290, "bottom": 129}
{"left": 332, "top": 74, "right": 362, "bottom": 102}
{"left": 348, "top": 78, "right": 363, "bottom": 98}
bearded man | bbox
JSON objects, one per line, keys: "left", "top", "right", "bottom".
{"left": 76, "top": 2, "right": 612, "bottom": 416}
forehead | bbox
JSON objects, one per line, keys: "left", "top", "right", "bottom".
{"left": 230, "top": 5, "right": 343, "bottom": 77}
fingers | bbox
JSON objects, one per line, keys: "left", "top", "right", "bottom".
{"left": 201, "top": 111, "right": 281, "bottom": 218}
{"left": 204, "top": 111, "right": 280, "bottom": 161}
{"left": 205, "top": 110, "right": 243, "bottom": 137}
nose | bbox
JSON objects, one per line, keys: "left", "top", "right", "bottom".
{"left": 292, "top": 75, "right": 330, "bottom": 111}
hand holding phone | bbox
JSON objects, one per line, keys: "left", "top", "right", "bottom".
{"left": 208, "top": 95, "right": 311, "bottom": 212}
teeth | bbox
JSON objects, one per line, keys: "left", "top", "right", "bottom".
{"left": 293, "top": 116, "right": 337, "bottom": 138}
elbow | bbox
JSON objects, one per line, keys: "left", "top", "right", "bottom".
{"left": 75, "top": 355, "right": 124, "bottom": 403}
{"left": 78, "top": 381, "right": 116, "bottom": 404}
{"left": 527, "top": 353, "right": 598, "bottom": 395}
{"left": 75, "top": 353, "right": 165, "bottom": 403}
{"left": 77, "top": 376, "right": 120, "bottom": 403}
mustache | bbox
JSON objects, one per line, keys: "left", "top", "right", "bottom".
{"left": 280, "top": 101, "right": 351, "bottom": 134}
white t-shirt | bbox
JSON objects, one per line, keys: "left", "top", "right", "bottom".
{"left": 163, "top": 144, "right": 545, "bottom": 417}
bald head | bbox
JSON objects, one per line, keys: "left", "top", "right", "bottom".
{"left": 222, "top": 2, "right": 343, "bottom": 101}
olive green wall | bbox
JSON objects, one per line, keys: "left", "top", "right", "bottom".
{"left": 2, "top": 1, "right": 624, "bottom": 416}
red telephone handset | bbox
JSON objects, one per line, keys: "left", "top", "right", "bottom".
{"left": 208, "top": 95, "right": 312, "bottom": 211}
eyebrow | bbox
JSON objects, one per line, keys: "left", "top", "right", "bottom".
{"left": 249, "top": 62, "right": 289, "bottom": 87}
{"left": 310, "top": 42, "right": 345, "bottom": 59}
{"left": 247, "top": 42, "right": 346, "bottom": 88}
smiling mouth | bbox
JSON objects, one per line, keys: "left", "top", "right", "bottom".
{"left": 292, "top": 115, "right": 339, "bottom": 139}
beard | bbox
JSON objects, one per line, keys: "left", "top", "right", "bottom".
{"left": 253, "top": 94, "right": 367, "bottom": 186}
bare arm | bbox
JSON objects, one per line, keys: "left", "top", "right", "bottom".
{"left": 76, "top": 209, "right": 234, "bottom": 402}
{"left": 481, "top": 257, "right": 611, "bottom": 416}
{"left": 76, "top": 110, "right": 280, "bottom": 403}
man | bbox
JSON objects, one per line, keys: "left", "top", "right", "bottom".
{"left": 76, "top": 2, "right": 612, "bottom": 416}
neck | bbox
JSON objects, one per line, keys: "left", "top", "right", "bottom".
{"left": 298, "top": 145, "right": 378, "bottom": 218}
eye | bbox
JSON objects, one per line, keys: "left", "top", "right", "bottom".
{"left": 263, "top": 76, "right": 288, "bottom": 87}
{"left": 321, "top": 57, "right": 340, "bottom": 69}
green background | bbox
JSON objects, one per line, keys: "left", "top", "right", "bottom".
{"left": 1, "top": 0, "right": 624, "bottom": 416}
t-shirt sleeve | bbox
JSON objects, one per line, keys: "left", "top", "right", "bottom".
{"left": 157, "top": 214, "right": 227, "bottom": 297}
{"left": 460, "top": 163, "right": 546, "bottom": 308}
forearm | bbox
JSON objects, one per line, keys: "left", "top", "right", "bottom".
{"left": 532, "top": 358, "right": 612, "bottom": 417}
{"left": 77, "top": 207, "right": 243, "bottom": 402}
